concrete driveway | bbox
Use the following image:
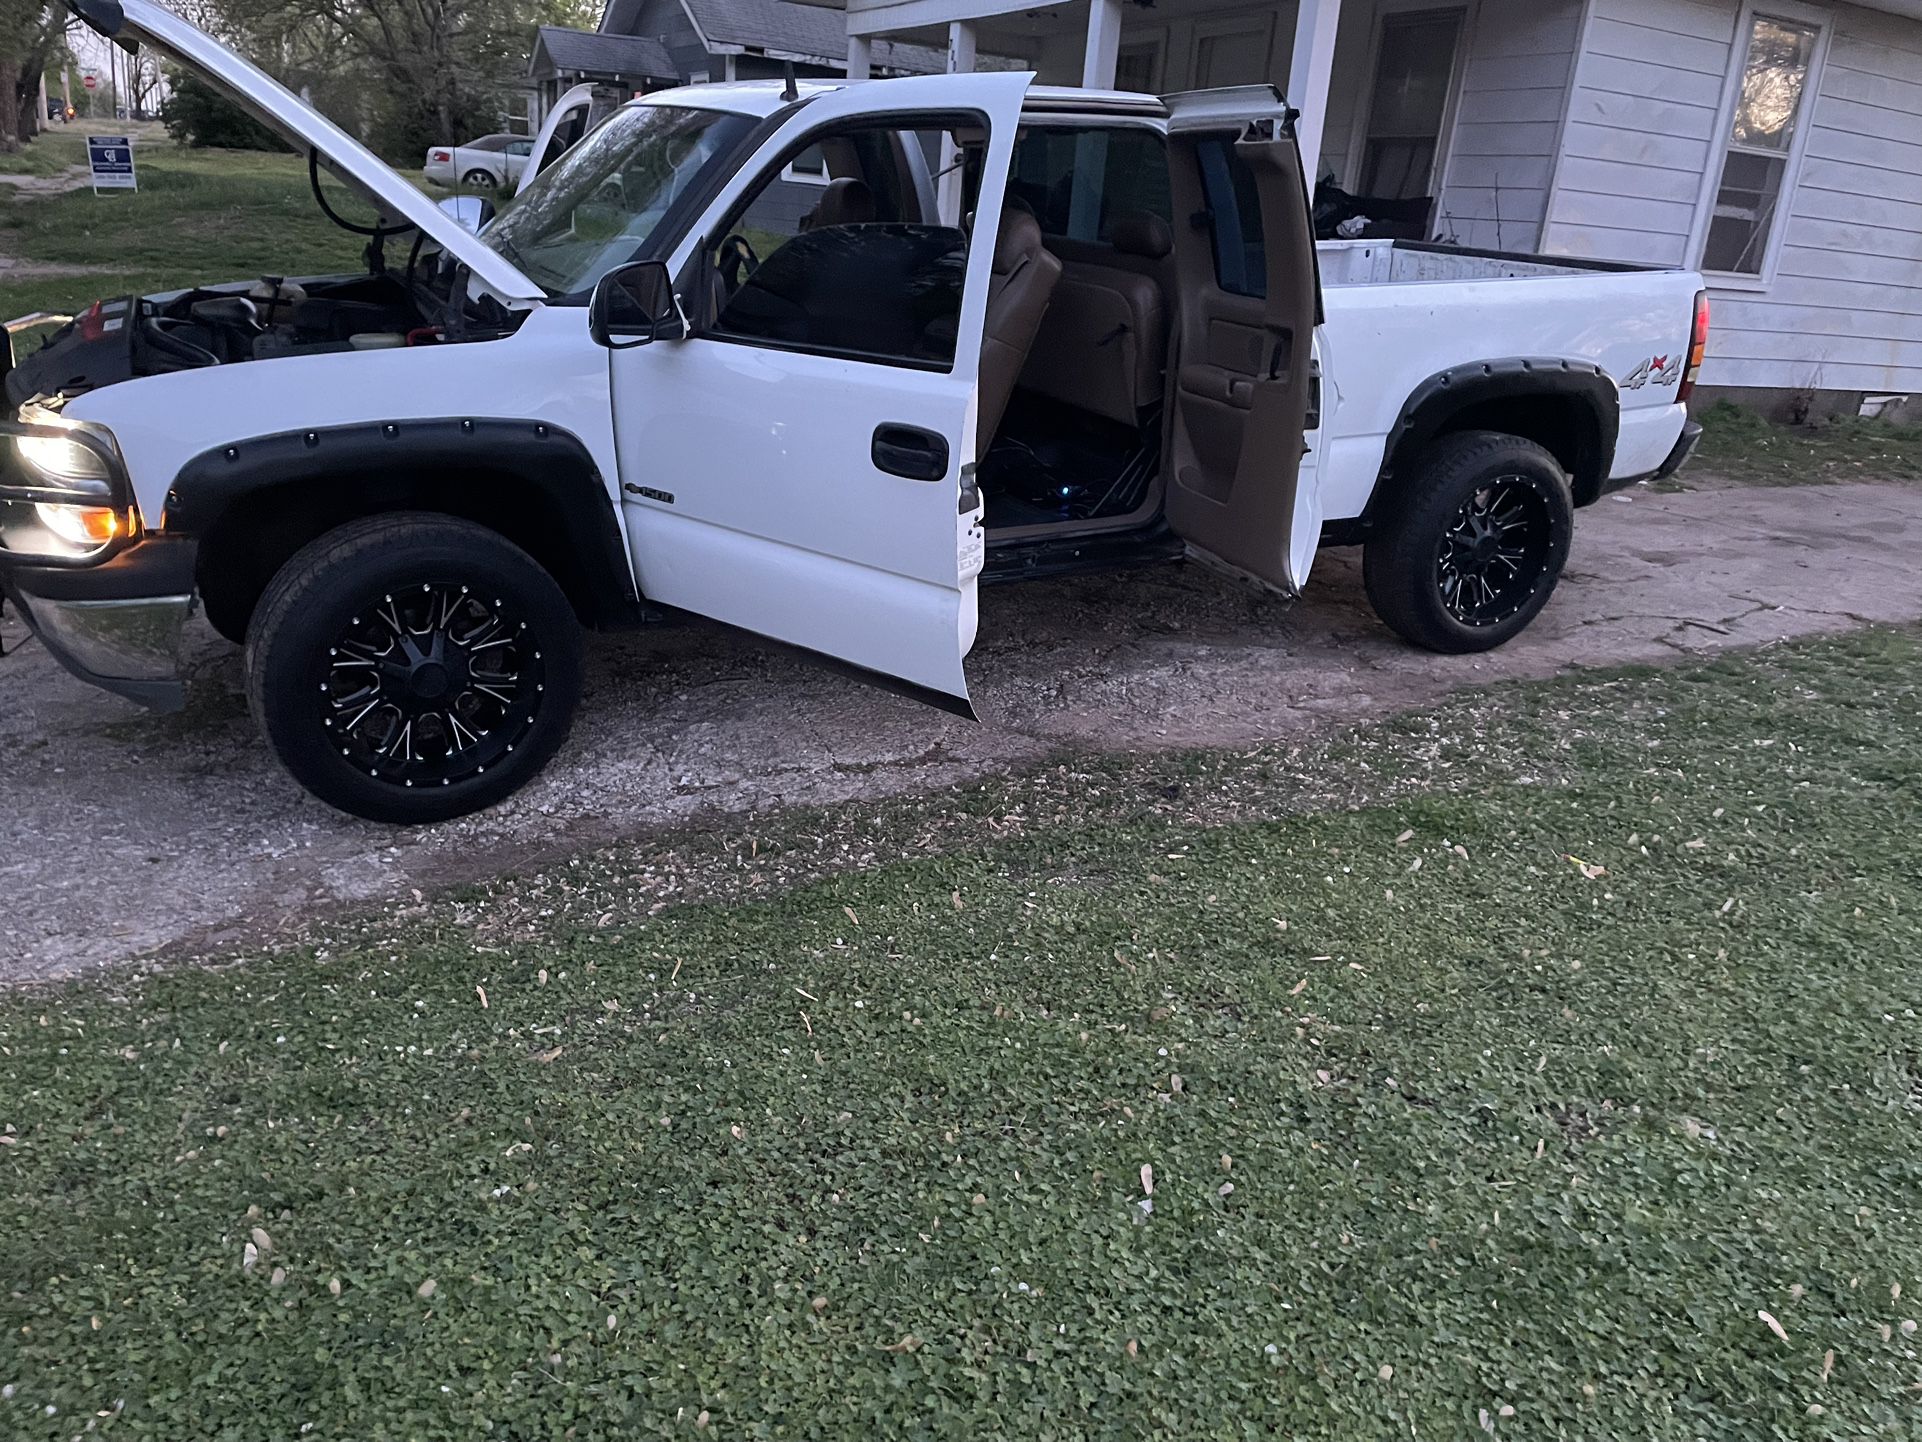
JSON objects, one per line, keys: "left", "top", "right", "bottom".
{"left": 5, "top": 476, "right": 1921, "bottom": 982}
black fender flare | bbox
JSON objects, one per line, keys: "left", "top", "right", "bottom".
{"left": 162, "top": 417, "right": 640, "bottom": 626}
{"left": 1370, "top": 357, "right": 1620, "bottom": 515}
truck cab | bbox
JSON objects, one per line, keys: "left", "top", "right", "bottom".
{"left": 1, "top": 0, "right": 1702, "bottom": 824}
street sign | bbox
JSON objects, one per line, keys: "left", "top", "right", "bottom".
{"left": 86, "top": 135, "right": 137, "bottom": 193}
{"left": 82, "top": 74, "right": 97, "bottom": 90}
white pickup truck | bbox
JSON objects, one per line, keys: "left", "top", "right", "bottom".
{"left": 1, "top": 0, "right": 1705, "bottom": 824}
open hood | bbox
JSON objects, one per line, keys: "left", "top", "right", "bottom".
{"left": 68, "top": 0, "right": 542, "bottom": 305}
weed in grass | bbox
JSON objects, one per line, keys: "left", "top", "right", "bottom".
{"left": 2, "top": 629, "right": 1920, "bottom": 1439}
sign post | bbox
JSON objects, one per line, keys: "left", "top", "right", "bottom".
{"left": 86, "top": 136, "right": 137, "bottom": 194}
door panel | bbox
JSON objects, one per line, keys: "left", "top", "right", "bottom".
{"left": 1161, "top": 108, "right": 1323, "bottom": 593}
{"left": 608, "top": 73, "right": 1033, "bottom": 707}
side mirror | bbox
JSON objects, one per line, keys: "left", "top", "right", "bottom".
{"left": 436, "top": 194, "right": 494, "bottom": 233}
{"left": 588, "top": 260, "right": 687, "bottom": 349}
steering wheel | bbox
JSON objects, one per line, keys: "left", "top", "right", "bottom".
{"left": 142, "top": 315, "right": 223, "bottom": 368}
{"left": 717, "top": 233, "right": 761, "bottom": 295}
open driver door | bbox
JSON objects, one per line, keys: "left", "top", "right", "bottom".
{"left": 1160, "top": 86, "right": 1325, "bottom": 594}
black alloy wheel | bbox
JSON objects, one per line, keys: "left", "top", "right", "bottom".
{"left": 247, "top": 514, "right": 583, "bottom": 824}
{"left": 322, "top": 583, "right": 545, "bottom": 789}
{"left": 1362, "top": 429, "right": 1574, "bottom": 654}
{"left": 1435, "top": 477, "right": 1555, "bottom": 628}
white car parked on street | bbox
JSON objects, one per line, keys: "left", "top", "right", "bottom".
{"left": 4, "top": 0, "right": 1706, "bottom": 824}
{"left": 422, "top": 132, "right": 533, "bottom": 190}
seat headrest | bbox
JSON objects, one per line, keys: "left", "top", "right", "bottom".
{"left": 808, "top": 176, "right": 875, "bottom": 229}
{"left": 993, "top": 208, "right": 1044, "bottom": 274}
{"left": 1111, "top": 211, "right": 1173, "bottom": 260}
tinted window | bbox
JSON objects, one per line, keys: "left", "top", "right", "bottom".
{"left": 706, "top": 122, "right": 974, "bottom": 368}
{"left": 1197, "top": 137, "right": 1266, "bottom": 298}
{"left": 1008, "top": 126, "right": 1170, "bottom": 242}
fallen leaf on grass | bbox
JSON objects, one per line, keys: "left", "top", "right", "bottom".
{"left": 1758, "top": 1310, "right": 1789, "bottom": 1342}
{"left": 1395, "top": 830, "right": 1414, "bottom": 845}
{"left": 1139, "top": 1163, "right": 1154, "bottom": 1197}
{"left": 880, "top": 1334, "right": 921, "bottom": 1353}
{"left": 1822, "top": 1348, "right": 1834, "bottom": 1382}
{"left": 417, "top": 1278, "right": 438, "bottom": 1300}
{"left": 1289, "top": 978, "right": 1308, "bottom": 996}
{"left": 1125, "top": 1338, "right": 1139, "bottom": 1358}
{"left": 843, "top": 906, "right": 860, "bottom": 927}
{"left": 530, "top": 1046, "right": 564, "bottom": 1064}
{"left": 475, "top": 985, "right": 488, "bottom": 1010}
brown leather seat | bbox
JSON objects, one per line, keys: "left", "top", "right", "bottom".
{"left": 977, "top": 208, "right": 1062, "bottom": 457}
{"left": 802, "top": 176, "right": 875, "bottom": 230}
{"left": 1018, "top": 212, "right": 1172, "bottom": 427}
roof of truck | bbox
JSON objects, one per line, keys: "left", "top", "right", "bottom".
{"left": 630, "top": 77, "right": 1169, "bottom": 121}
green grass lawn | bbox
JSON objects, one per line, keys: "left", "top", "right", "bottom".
{"left": 0, "top": 132, "right": 379, "bottom": 322}
{"left": 3, "top": 629, "right": 1920, "bottom": 1439}
{"left": 1690, "top": 400, "right": 1922, "bottom": 486}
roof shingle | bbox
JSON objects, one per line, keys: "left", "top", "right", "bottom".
{"left": 533, "top": 26, "right": 679, "bottom": 81}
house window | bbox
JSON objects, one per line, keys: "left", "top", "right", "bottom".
{"left": 1701, "top": 13, "right": 1820, "bottom": 276}
{"left": 1357, "top": 8, "right": 1463, "bottom": 200}
{"left": 1114, "top": 40, "right": 1162, "bottom": 95}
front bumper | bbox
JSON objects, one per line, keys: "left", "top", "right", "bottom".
{"left": 1, "top": 537, "right": 199, "bottom": 710}
{"left": 0, "top": 413, "right": 196, "bottom": 711}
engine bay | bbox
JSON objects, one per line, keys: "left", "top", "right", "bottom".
{"left": 137, "top": 274, "right": 432, "bottom": 370}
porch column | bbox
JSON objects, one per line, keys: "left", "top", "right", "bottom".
{"left": 1286, "top": 0, "right": 1341, "bottom": 179}
{"left": 1083, "top": 0, "right": 1121, "bottom": 88}
{"left": 846, "top": 34, "right": 872, "bottom": 80}
{"left": 947, "top": 20, "right": 978, "bottom": 73}
{"left": 940, "top": 23, "right": 979, "bottom": 222}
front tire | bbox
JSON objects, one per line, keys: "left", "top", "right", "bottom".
{"left": 1362, "top": 430, "right": 1573, "bottom": 654}
{"left": 245, "top": 514, "right": 583, "bottom": 824}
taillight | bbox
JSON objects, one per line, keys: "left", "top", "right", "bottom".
{"left": 75, "top": 300, "right": 106, "bottom": 342}
{"left": 431, "top": 149, "right": 451, "bottom": 162}
{"left": 1679, "top": 290, "right": 1709, "bottom": 405}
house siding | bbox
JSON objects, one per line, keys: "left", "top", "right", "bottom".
{"left": 1433, "top": 0, "right": 1584, "bottom": 251}
{"left": 1539, "top": 0, "right": 1922, "bottom": 394}
{"left": 625, "top": 0, "right": 713, "bottom": 80}
{"left": 1717, "top": 4, "right": 1922, "bottom": 391}
{"left": 1539, "top": 0, "right": 1735, "bottom": 268}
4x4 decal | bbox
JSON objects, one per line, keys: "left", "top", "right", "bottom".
{"left": 1621, "top": 355, "right": 1682, "bottom": 390}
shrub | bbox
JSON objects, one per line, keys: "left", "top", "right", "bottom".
{"left": 159, "top": 70, "right": 288, "bottom": 151}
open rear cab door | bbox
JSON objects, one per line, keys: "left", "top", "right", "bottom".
{"left": 1160, "top": 86, "right": 1325, "bottom": 594}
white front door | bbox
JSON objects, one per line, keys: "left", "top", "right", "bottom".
{"left": 609, "top": 72, "right": 1033, "bottom": 711}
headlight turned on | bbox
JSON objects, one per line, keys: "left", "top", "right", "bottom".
{"left": 15, "top": 427, "right": 115, "bottom": 492}
{"left": 34, "top": 501, "right": 122, "bottom": 549}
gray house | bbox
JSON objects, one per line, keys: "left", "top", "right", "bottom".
{"left": 599, "top": 0, "right": 944, "bottom": 82}
{"left": 527, "top": 25, "right": 679, "bottom": 123}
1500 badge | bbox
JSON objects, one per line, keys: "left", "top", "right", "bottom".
{"left": 1621, "top": 355, "right": 1682, "bottom": 390}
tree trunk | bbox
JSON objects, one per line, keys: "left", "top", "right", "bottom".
{"left": 0, "top": 59, "right": 20, "bottom": 153}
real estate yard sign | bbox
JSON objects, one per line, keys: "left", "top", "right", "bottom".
{"left": 86, "top": 136, "right": 137, "bottom": 194}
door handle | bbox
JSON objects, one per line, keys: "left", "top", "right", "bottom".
{"left": 872, "top": 424, "right": 950, "bottom": 482}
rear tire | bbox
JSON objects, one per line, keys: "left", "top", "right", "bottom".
{"left": 245, "top": 513, "right": 583, "bottom": 824}
{"left": 462, "top": 167, "right": 497, "bottom": 189}
{"left": 1362, "top": 430, "right": 1573, "bottom": 654}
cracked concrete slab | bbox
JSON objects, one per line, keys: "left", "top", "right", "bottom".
{"left": 3, "top": 477, "right": 1920, "bottom": 981}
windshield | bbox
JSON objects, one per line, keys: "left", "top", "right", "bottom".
{"left": 483, "top": 104, "right": 757, "bottom": 298}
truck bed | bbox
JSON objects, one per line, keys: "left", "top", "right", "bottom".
{"left": 1317, "top": 238, "right": 1654, "bottom": 288}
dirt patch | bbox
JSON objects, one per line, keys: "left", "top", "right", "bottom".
{"left": 4, "top": 475, "right": 1922, "bottom": 981}
{"left": 0, "top": 164, "right": 91, "bottom": 196}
